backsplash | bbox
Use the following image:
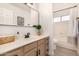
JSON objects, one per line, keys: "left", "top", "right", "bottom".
{"left": 0, "top": 25, "right": 36, "bottom": 36}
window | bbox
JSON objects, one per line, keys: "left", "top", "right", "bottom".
{"left": 62, "top": 15, "right": 70, "bottom": 21}
{"left": 53, "top": 17, "right": 61, "bottom": 22}
{"left": 53, "top": 15, "right": 70, "bottom": 22}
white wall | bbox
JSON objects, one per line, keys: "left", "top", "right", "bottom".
{"left": 0, "top": 3, "right": 36, "bottom": 36}
{"left": 39, "top": 3, "right": 54, "bottom": 55}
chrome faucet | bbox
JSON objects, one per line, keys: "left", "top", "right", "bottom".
{"left": 24, "top": 32, "right": 30, "bottom": 38}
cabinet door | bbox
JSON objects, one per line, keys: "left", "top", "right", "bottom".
{"left": 4, "top": 48, "right": 23, "bottom": 56}
{"left": 38, "top": 44, "right": 45, "bottom": 56}
{"left": 24, "top": 41, "right": 37, "bottom": 54}
{"left": 24, "top": 48, "right": 37, "bottom": 56}
{"left": 45, "top": 38, "right": 49, "bottom": 56}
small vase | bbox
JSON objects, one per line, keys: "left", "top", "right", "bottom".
{"left": 37, "top": 30, "right": 41, "bottom": 35}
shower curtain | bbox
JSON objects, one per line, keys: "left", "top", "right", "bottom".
{"left": 53, "top": 6, "right": 78, "bottom": 50}
{"left": 68, "top": 6, "right": 78, "bottom": 45}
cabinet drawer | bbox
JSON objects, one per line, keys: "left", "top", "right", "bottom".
{"left": 4, "top": 47, "right": 23, "bottom": 56}
{"left": 38, "top": 39, "right": 45, "bottom": 46}
{"left": 24, "top": 41, "right": 37, "bottom": 53}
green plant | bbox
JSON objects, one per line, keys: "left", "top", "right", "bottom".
{"left": 33, "top": 24, "right": 42, "bottom": 30}
{"left": 33, "top": 24, "right": 42, "bottom": 35}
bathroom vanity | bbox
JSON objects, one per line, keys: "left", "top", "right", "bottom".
{"left": 0, "top": 35, "right": 49, "bottom": 56}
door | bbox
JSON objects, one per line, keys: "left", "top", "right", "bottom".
{"left": 24, "top": 48, "right": 37, "bottom": 56}
{"left": 45, "top": 38, "right": 49, "bottom": 56}
{"left": 38, "top": 44, "right": 45, "bottom": 56}
{"left": 4, "top": 48, "right": 23, "bottom": 56}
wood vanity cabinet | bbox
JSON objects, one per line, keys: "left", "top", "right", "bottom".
{"left": 2, "top": 37, "right": 49, "bottom": 56}
{"left": 37, "top": 38, "right": 46, "bottom": 56}
{"left": 23, "top": 41, "right": 38, "bottom": 56}
{"left": 38, "top": 43, "right": 45, "bottom": 56}
{"left": 44, "top": 38, "right": 49, "bottom": 56}
{"left": 24, "top": 37, "right": 49, "bottom": 56}
{"left": 24, "top": 48, "right": 37, "bottom": 56}
{"left": 4, "top": 47, "right": 24, "bottom": 56}
{"left": 37, "top": 37, "right": 49, "bottom": 56}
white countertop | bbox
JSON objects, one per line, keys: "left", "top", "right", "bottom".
{"left": 0, "top": 34, "right": 49, "bottom": 55}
